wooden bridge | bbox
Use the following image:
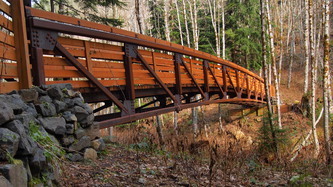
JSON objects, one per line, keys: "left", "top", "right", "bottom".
{"left": 0, "top": 0, "right": 273, "bottom": 128}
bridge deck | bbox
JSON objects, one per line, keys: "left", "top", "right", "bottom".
{"left": 0, "top": 1, "right": 273, "bottom": 127}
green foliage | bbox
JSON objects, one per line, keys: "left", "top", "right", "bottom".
{"left": 29, "top": 121, "right": 65, "bottom": 162}
{"left": 257, "top": 115, "right": 290, "bottom": 155}
{"left": 225, "top": 0, "right": 262, "bottom": 70}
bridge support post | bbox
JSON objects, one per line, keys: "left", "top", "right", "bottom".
{"left": 222, "top": 66, "right": 228, "bottom": 99}
{"left": 203, "top": 60, "right": 210, "bottom": 101}
{"left": 123, "top": 44, "right": 137, "bottom": 116}
{"left": 174, "top": 54, "right": 183, "bottom": 111}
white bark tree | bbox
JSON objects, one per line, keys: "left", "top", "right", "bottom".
{"left": 322, "top": 0, "right": 331, "bottom": 164}
{"left": 265, "top": 0, "right": 282, "bottom": 129}
{"left": 309, "top": 0, "right": 320, "bottom": 157}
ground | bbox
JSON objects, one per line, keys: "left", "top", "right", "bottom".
{"left": 60, "top": 67, "right": 333, "bottom": 186}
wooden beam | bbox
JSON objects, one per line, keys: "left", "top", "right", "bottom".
{"left": 54, "top": 42, "right": 129, "bottom": 114}
{"left": 12, "top": 0, "right": 32, "bottom": 89}
{"left": 31, "top": 47, "right": 45, "bottom": 86}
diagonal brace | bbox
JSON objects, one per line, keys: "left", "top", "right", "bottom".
{"left": 135, "top": 49, "right": 178, "bottom": 105}
{"left": 179, "top": 58, "right": 206, "bottom": 99}
{"left": 207, "top": 64, "right": 225, "bottom": 98}
{"left": 54, "top": 42, "right": 129, "bottom": 114}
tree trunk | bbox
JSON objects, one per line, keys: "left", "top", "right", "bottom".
{"left": 287, "top": 31, "right": 295, "bottom": 88}
{"left": 261, "top": 0, "right": 277, "bottom": 153}
{"left": 309, "top": 0, "right": 320, "bottom": 157}
{"left": 322, "top": 0, "right": 331, "bottom": 164}
{"left": 304, "top": 0, "right": 310, "bottom": 94}
{"left": 135, "top": 0, "right": 143, "bottom": 34}
{"left": 278, "top": 0, "right": 283, "bottom": 85}
{"left": 182, "top": 0, "right": 191, "bottom": 47}
{"left": 175, "top": 0, "right": 184, "bottom": 46}
{"left": 265, "top": 0, "right": 282, "bottom": 129}
{"left": 164, "top": 0, "right": 171, "bottom": 42}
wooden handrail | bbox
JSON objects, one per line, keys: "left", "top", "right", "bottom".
{"left": 26, "top": 7, "right": 264, "bottom": 83}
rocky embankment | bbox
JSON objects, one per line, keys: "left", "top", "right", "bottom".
{"left": 0, "top": 84, "right": 105, "bottom": 186}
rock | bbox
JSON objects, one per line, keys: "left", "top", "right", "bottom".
{"left": 18, "top": 89, "right": 38, "bottom": 103}
{"left": 82, "top": 103, "right": 93, "bottom": 114}
{"left": 138, "top": 178, "right": 146, "bottom": 185}
{"left": 80, "top": 113, "right": 94, "bottom": 128}
{"left": 61, "top": 136, "right": 75, "bottom": 147}
{"left": 70, "top": 106, "right": 89, "bottom": 123}
{"left": 35, "top": 103, "right": 57, "bottom": 117}
{"left": 65, "top": 123, "right": 74, "bottom": 134}
{"left": 39, "top": 117, "right": 66, "bottom": 136}
{"left": 0, "top": 176, "right": 13, "bottom": 187}
{"left": 0, "top": 102, "right": 14, "bottom": 126}
{"left": 72, "top": 97, "right": 85, "bottom": 107}
{"left": 47, "top": 86, "right": 64, "bottom": 100}
{"left": 66, "top": 153, "right": 83, "bottom": 162}
{"left": 26, "top": 103, "right": 38, "bottom": 117}
{"left": 45, "top": 163, "right": 61, "bottom": 185}
{"left": 29, "top": 148, "right": 47, "bottom": 176}
{"left": 0, "top": 94, "right": 29, "bottom": 114}
{"left": 53, "top": 100, "right": 67, "bottom": 113}
{"left": 0, "top": 163, "right": 28, "bottom": 187}
{"left": 226, "top": 125, "right": 245, "bottom": 141}
{"left": 75, "top": 128, "right": 86, "bottom": 139}
{"left": 15, "top": 113, "right": 38, "bottom": 133}
{"left": 83, "top": 148, "right": 97, "bottom": 161}
{"left": 92, "top": 139, "right": 106, "bottom": 151}
{"left": 0, "top": 128, "right": 20, "bottom": 160}
{"left": 85, "top": 123, "right": 100, "bottom": 140}
{"left": 4, "top": 120, "right": 37, "bottom": 156}
{"left": 32, "top": 86, "right": 47, "bottom": 96}
{"left": 45, "top": 83, "right": 72, "bottom": 91}
{"left": 39, "top": 96, "right": 52, "bottom": 103}
{"left": 63, "top": 98, "right": 75, "bottom": 108}
{"left": 62, "top": 111, "right": 77, "bottom": 123}
{"left": 68, "top": 136, "right": 91, "bottom": 152}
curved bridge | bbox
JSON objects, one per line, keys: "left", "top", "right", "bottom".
{"left": 0, "top": 1, "right": 273, "bottom": 127}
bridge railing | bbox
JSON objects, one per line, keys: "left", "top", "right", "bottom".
{"left": 0, "top": 0, "right": 31, "bottom": 93}
{"left": 0, "top": 0, "right": 272, "bottom": 127}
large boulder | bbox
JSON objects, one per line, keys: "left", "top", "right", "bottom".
{"left": 47, "top": 85, "right": 64, "bottom": 100}
{"left": 83, "top": 148, "right": 97, "bottom": 161}
{"left": 53, "top": 100, "right": 67, "bottom": 113}
{"left": 92, "top": 138, "right": 106, "bottom": 151}
{"left": 85, "top": 123, "right": 101, "bottom": 140}
{"left": 35, "top": 103, "right": 57, "bottom": 117}
{"left": 0, "top": 128, "right": 20, "bottom": 160}
{"left": 18, "top": 89, "right": 38, "bottom": 103}
{"left": 0, "top": 94, "right": 29, "bottom": 114}
{"left": 66, "top": 153, "right": 83, "bottom": 162}
{"left": 0, "top": 102, "right": 14, "bottom": 126}
{"left": 70, "top": 106, "right": 89, "bottom": 124}
{"left": 0, "top": 163, "right": 28, "bottom": 187}
{"left": 68, "top": 136, "right": 91, "bottom": 152}
{"left": 4, "top": 120, "right": 37, "bottom": 156}
{"left": 62, "top": 111, "right": 77, "bottom": 123}
{"left": 38, "top": 117, "right": 66, "bottom": 136}
{"left": 0, "top": 176, "right": 13, "bottom": 187}
{"left": 29, "top": 148, "right": 47, "bottom": 176}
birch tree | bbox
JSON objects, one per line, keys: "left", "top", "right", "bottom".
{"left": 182, "top": 0, "right": 191, "bottom": 47}
{"left": 175, "top": 0, "right": 184, "bottom": 45}
{"left": 322, "top": 0, "right": 331, "bottom": 164}
{"left": 265, "top": 0, "right": 282, "bottom": 129}
{"left": 309, "top": 0, "right": 320, "bottom": 157}
{"left": 304, "top": 0, "right": 310, "bottom": 94}
{"left": 164, "top": 0, "right": 171, "bottom": 42}
{"left": 261, "top": 0, "right": 277, "bottom": 153}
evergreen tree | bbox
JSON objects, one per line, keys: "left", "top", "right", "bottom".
{"left": 225, "top": 0, "right": 262, "bottom": 70}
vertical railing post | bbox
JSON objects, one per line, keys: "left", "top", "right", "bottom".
{"left": 203, "top": 60, "right": 209, "bottom": 100}
{"left": 123, "top": 43, "right": 136, "bottom": 115}
{"left": 246, "top": 75, "right": 251, "bottom": 99}
{"left": 222, "top": 66, "right": 228, "bottom": 99}
{"left": 174, "top": 53, "right": 182, "bottom": 105}
{"left": 30, "top": 47, "right": 45, "bottom": 86}
{"left": 12, "top": 0, "right": 32, "bottom": 89}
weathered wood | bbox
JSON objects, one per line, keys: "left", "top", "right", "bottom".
{"left": 12, "top": 0, "right": 32, "bottom": 89}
